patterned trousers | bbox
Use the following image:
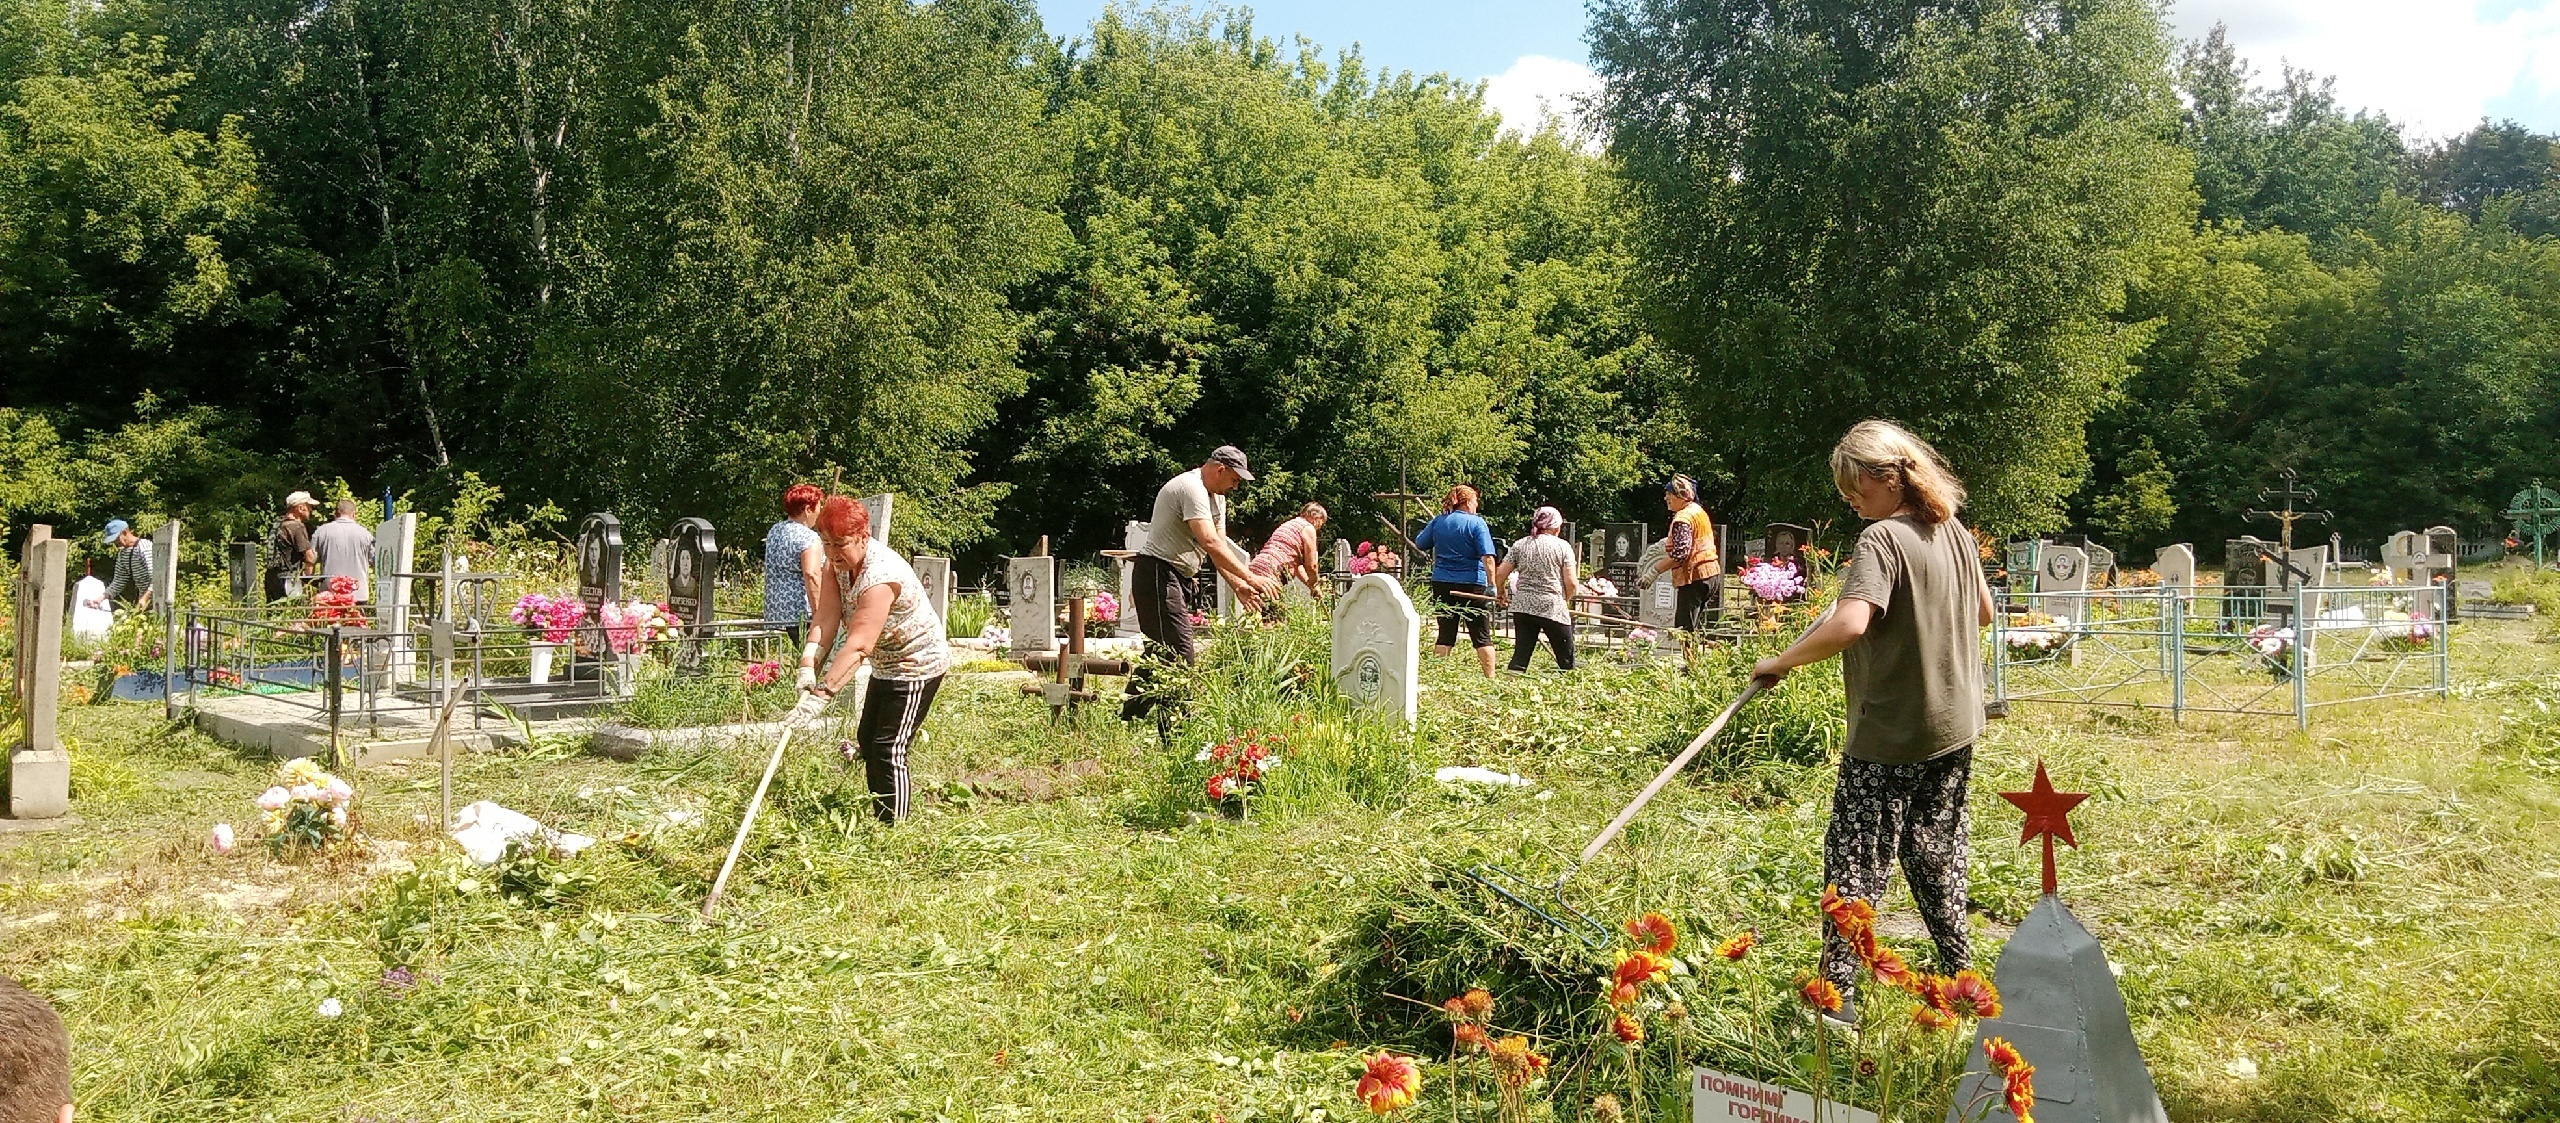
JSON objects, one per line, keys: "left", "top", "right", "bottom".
{"left": 1821, "top": 746, "right": 1973, "bottom": 990}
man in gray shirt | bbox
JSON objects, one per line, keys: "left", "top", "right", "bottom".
{"left": 310, "top": 498, "right": 376, "bottom": 601}
{"left": 1122, "top": 445, "right": 1275, "bottom": 722}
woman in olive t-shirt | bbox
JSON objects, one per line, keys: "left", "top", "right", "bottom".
{"left": 1750, "top": 420, "right": 1995, "bottom": 1021}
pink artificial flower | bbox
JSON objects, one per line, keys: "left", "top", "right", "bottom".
{"left": 257, "top": 787, "right": 290, "bottom": 811}
{"left": 209, "top": 823, "right": 235, "bottom": 854}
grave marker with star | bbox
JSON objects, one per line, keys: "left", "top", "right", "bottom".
{"left": 1942, "top": 760, "right": 2168, "bottom": 1123}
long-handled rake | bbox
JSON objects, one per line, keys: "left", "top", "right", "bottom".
{"left": 1446, "top": 589, "right": 1646, "bottom": 629}
{"left": 702, "top": 721, "right": 798, "bottom": 917}
{"left": 1467, "top": 680, "right": 1765, "bottom": 946}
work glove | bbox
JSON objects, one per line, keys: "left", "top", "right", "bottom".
{"left": 795, "top": 664, "right": 817, "bottom": 692}
{"left": 784, "top": 690, "right": 830, "bottom": 729}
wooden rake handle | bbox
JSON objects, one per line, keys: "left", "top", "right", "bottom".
{"left": 1566, "top": 681, "right": 1765, "bottom": 874}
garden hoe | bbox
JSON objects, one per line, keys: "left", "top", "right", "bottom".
{"left": 1467, "top": 679, "right": 1765, "bottom": 947}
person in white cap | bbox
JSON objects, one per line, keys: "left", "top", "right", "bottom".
{"left": 1122, "top": 445, "right": 1275, "bottom": 722}
{"left": 266, "top": 491, "right": 318, "bottom": 602}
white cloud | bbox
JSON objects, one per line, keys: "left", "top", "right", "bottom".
{"left": 2166, "top": 0, "right": 2560, "bottom": 139}
{"left": 1480, "top": 54, "right": 1603, "bottom": 143}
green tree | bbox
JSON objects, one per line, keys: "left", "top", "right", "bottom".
{"left": 1591, "top": 0, "right": 2196, "bottom": 535}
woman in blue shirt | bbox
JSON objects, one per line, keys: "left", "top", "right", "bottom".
{"left": 1413, "top": 484, "right": 1499, "bottom": 678}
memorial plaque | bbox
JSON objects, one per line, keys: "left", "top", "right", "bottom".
{"left": 1330, "top": 574, "right": 1419, "bottom": 726}
{"left": 666, "top": 518, "right": 718, "bottom": 627}
{"left": 1603, "top": 522, "right": 1648, "bottom": 569}
{"left": 229, "top": 541, "right": 259, "bottom": 603}
{"left": 1008, "top": 555, "right": 1056, "bottom": 658}
{"left": 1764, "top": 522, "right": 1813, "bottom": 567}
{"left": 911, "top": 556, "right": 952, "bottom": 622}
{"left": 576, "top": 513, "right": 624, "bottom": 612}
{"left": 861, "top": 494, "right": 892, "bottom": 544}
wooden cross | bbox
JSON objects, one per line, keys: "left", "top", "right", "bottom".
{"left": 2244, "top": 469, "right": 2331, "bottom": 554}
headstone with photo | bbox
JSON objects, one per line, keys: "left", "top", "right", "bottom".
{"left": 2036, "top": 542, "right": 2092, "bottom": 624}
{"left": 2153, "top": 543, "right": 2195, "bottom": 594}
{"left": 2220, "top": 539, "right": 2269, "bottom": 627}
{"left": 1763, "top": 522, "right": 1814, "bottom": 604}
{"left": 1583, "top": 531, "right": 1605, "bottom": 573}
{"left": 1008, "top": 555, "right": 1056, "bottom": 659}
{"left": 861, "top": 494, "right": 893, "bottom": 544}
{"left": 576, "top": 513, "right": 624, "bottom": 614}
{"left": 229, "top": 541, "right": 259, "bottom": 604}
{"left": 1603, "top": 522, "right": 1648, "bottom": 575}
{"left": 910, "top": 556, "right": 953, "bottom": 622}
{"left": 1330, "top": 574, "right": 1420, "bottom": 726}
{"left": 10, "top": 527, "right": 71, "bottom": 820}
{"left": 666, "top": 518, "right": 718, "bottom": 629}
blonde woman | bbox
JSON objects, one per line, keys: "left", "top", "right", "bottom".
{"left": 1751, "top": 420, "right": 1994, "bottom": 1023}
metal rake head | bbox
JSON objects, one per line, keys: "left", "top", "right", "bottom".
{"left": 1463, "top": 862, "right": 1612, "bottom": 949}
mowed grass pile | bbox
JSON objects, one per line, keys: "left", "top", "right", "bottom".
{"left": 3, "top": 611, "right": 2559, "bottom": 1121}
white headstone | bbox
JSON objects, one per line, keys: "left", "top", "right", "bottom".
{"left": 2279, "top": 545, "right": 2330, "bottom": 592}
{"left": 911, "top": 556, "right": 952, "bottom": 622}
{"left": 11, "top": 529, "right": 71, "bottom": 819}
{"left": 2153, "top": 543, "right": 2195, "bottom": 593}
{"left": 1120, "top": 521, "right": 1149, "bottom": 637}
{"left": 2036, "top": 543, "right": 2091, "bottom": 623}
{"left": 1331, "top": 574, "right": 1420, "bottom": 726}
{"left": 1332, "top": 537, "right": 1354, "bottom": 574}
{"left": 1007, "top": 556, "right": 1055, "bottom": 658}
{"left": 861, "top": 494, "right": 893, "bottom": 544}
{"left": 376, "top": 514, "right": 418, "bottom": 683}
{"left": 149, "top": 520, "right": 181, "bottom": 616}
{"left": 2381, "top": 530, "right": 2424, "bottom": 584}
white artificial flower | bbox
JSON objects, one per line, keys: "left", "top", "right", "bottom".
{"left": 256, "top": 787, "right": 290, "bottom": 811}
{"left": 209, "top": 823, "right": 235, "bottom": 854}
{"left": 318, "top": 998, "right": 343, "bottom": 1018}
{"left": 324, "top": 777, "right": 354, "bottom": 806}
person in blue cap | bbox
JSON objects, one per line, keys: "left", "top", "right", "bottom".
{"left": 100, "top": 519, "right": 152, "bottom": 612}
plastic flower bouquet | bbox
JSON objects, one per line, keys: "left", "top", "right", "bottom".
{"left": 256, "top": 757, "right": 353, "bottom": 855}
{"left": 1089, "top": 590, "right": 1121, "bottom": 624}
{"left": 2248, "top": 623, "right": 2296, "bottom": 677}
{"left": 2379, "top": 610, "right": 2435, "bottom": 652}
{"left": 1196, "top": 730, "right": 1288, "bottom": 814}
{"left": 2004, "top": 612, "right": 2071, "bottom": 654}
{"left": 1740, "top": 559, "right": 1807, "bottom": 602}
{"left": 307, "top": 575, "right": 370, "bottom": 628}
{"left": 510, "top": 594, "right": 586, "bottom": 644}
{"left": 600, "top": 600, "right": 682, "bottom": 655}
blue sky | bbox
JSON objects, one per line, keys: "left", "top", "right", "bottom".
{"left": 1034, "top": 0, "right": 2560, "bottom": 141}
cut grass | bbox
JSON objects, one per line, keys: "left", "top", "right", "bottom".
{"left": 3, "top": 617, "right": 2558, "bottom": 1121}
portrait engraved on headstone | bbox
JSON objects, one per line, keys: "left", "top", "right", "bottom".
{"left": 1330, "top": 574, "right": 1419, "bottom": 726}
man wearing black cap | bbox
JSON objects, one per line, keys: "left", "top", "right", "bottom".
{"left": 1122, "top": 446, "right": 1276, "bottom": 722}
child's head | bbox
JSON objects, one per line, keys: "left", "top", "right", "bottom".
{"left": 1829, "top": 420, "right": 1966, "bottom": 525}
{"left": 0, "top": 975, "right": 71, "bottom": 1123}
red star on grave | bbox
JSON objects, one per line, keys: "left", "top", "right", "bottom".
{"left": 2001, "top": 758, "right": 2089, "bottom": 897}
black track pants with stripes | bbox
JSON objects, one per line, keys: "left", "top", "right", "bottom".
{"left": 854, "top": 674, "right": 942, "bottom": 823}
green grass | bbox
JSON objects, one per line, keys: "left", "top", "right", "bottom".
{"left": 4, "top": 609, "right": 2559, "bottom": 1121}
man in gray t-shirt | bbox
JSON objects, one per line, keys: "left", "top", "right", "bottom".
{"left": 1123, "top": 446, "right": 1275, "bottom": 722}
{"left": 310, "top": 499, "right": 376, "bottom": 601}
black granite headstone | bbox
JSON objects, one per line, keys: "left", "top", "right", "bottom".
{"left": 667, "top": 518, "right": 718, "bottom": 628}
{"left": 577, "top": 513, "right": 623, "bottom": 613}
{"left": 1603, "top": 522, "right": 1648, "bottom": 569}
{"left": 229, "top": 541, "right": 259, "bottom": 603}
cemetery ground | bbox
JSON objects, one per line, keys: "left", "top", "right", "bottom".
{"left": 5, "top": 613, "right": 2560, "bottom": 1121}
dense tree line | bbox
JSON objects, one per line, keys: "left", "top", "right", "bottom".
{"left": 3, "top": 0, "right": 2555, "bottom": 571}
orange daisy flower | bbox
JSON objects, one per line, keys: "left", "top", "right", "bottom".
{"left": 1608, "top": 980, "right": 1639, "bottom": 1007}
{"left": 1911, "top": 1005, "right": 1957, "bottom": 1031}
{"left": 1610, "top": 1011, "right": 1645, "bottom": 1044}
{"left": 1613, "top": 949, "right": 1669, "bottom": 990}
{"left": 1818, "top": 886, "right": 1876, "bottom": 935}
{"left": 2004, "top": 1063, "right": 2037, "bottom": 1120}
{"left": 1713, "top": 930, "right": 1758, "bottom": 961}
{"left": 1487, "top": 1036, "right": 1550, "bottom": 1089}
{"left": 1796, "top": 976, "right": 1844, "bottom": 1014}
{"left": 1453, "top": 1022, "right": 1487, "bottom": 1050}
{"left": 1355, "top": 1052, "right": 1422, "bottom": 1114}
{"left": 1458, "top": 987, "right": 1494, "bottom": 1021}
{"left": 1947, "top": 970, "right": 2001, "bottom": 1018}
{"left": 1984, "top": 1037, "right": 2028, "bottom": 1078}
{"left": 1864, "top": 944, "right": 1917, "bottom": 991}
{"left": 1624, "top": 912, "right": 1678, "bottom": 956}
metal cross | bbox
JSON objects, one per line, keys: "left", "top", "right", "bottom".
{"left": 2244, "top": 469, "right": 2332, "bottom": 554}
{"left": 2507, "top": 481, "right": 2560, "bottom": 570}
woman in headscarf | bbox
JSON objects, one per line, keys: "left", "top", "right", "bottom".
{"left": 789, "top": 496, "right": 951, "bottom": 824}
{"left": 1494, "top": 506, "right": 1580, "bottom": 672}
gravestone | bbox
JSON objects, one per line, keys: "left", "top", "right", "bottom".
{"left": 2424, "top": 526, "right": 2462, "bottom": 622}
{"left": 1764, "top": 523, "right": 1812, "bottom": 567}
{"left": 2086, "top": 543, "right": 2115, "bottom": 584}
{"left": 576, "top": 513, "right": 624, "bottom": 614}
{"left": 229, "top": 541, "right": 259, "bottom": 603}
{"left": 911, "top": 556, "right": 953, "bottom": 622}
{"left": 10, "top": 527, "right": 70, "bottom": 820}
{"left": 1330, "top": 574, "right": 1420, "bottom": 726}
{"left": 375, "top": 514, "right": 418, "bottom": 685}
{"left": 1122, "top": 521, "right": 1151, "bottom": 637}
{"left": 2220, "top": 540, "right": 2270, "bottom": 627}
{"left": 1603, "top": 522, "right": 1648, "bottom": 572}
{"left": 861, "top": 494, "right": 893, "bottom": 544}
{"left": 645, "top": 539, "right": 672, "bottom": 595}
{"left": 2380, "top": 530, "right": 2424, "bottom": 585}
{"left": 2153, "top": 544, "right": 2195, "bottom": 594}
{"left": 1331, "top": 536, "right": 1354, "bottom": 574}
{"left": 2037, "top": 543, "right": 2091, "bottom": 624}
{"left": 1583, "top": 531, "right": 1605, "bottom": 573}
{"left": 150, "top": 520, "right": 182, "bottom": 717}
{"left": 2004, "top": 540, "right": 2043, "bottom": 598}
{"left": 666, "top": 518, "right": 718, "bottom": 628}
{"left": 1635, "top": 542, "right": 1677, "bottom": 632}
{"left": 1007, "top": 555, "right": 1056, "bottom": 658}
{"left": 2278, "top": 545, "right": 2329, "bottom": 593}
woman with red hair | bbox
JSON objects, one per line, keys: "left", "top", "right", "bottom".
{"left": 763, "top": 484, "right": 827, "bottom": 662}
{"left": 1412, "top": 484, "right": 1499, "bottom": 678}
{"left": 790, "top": 495, "right": 950, "bottom": 823}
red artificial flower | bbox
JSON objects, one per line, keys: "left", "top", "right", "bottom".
{"left": 1713, "top": 930, "right": 1758, "bottom": 961}
{"left": 1623, "top": 912, "right": 1678, "bottom": 956}
{"left": 1797, "top": 977, "right": 1843, "bottom": 1014}
{"left": 1610, "top": 1011, "right": 1645, "bottom": 1044}
{"left": 1355, "top": 1052, "right": 1421, "bottom": 1114}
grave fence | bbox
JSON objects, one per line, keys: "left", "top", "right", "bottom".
{"left": 1991, "top": 584, "right": 2450, "bottom": 728}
